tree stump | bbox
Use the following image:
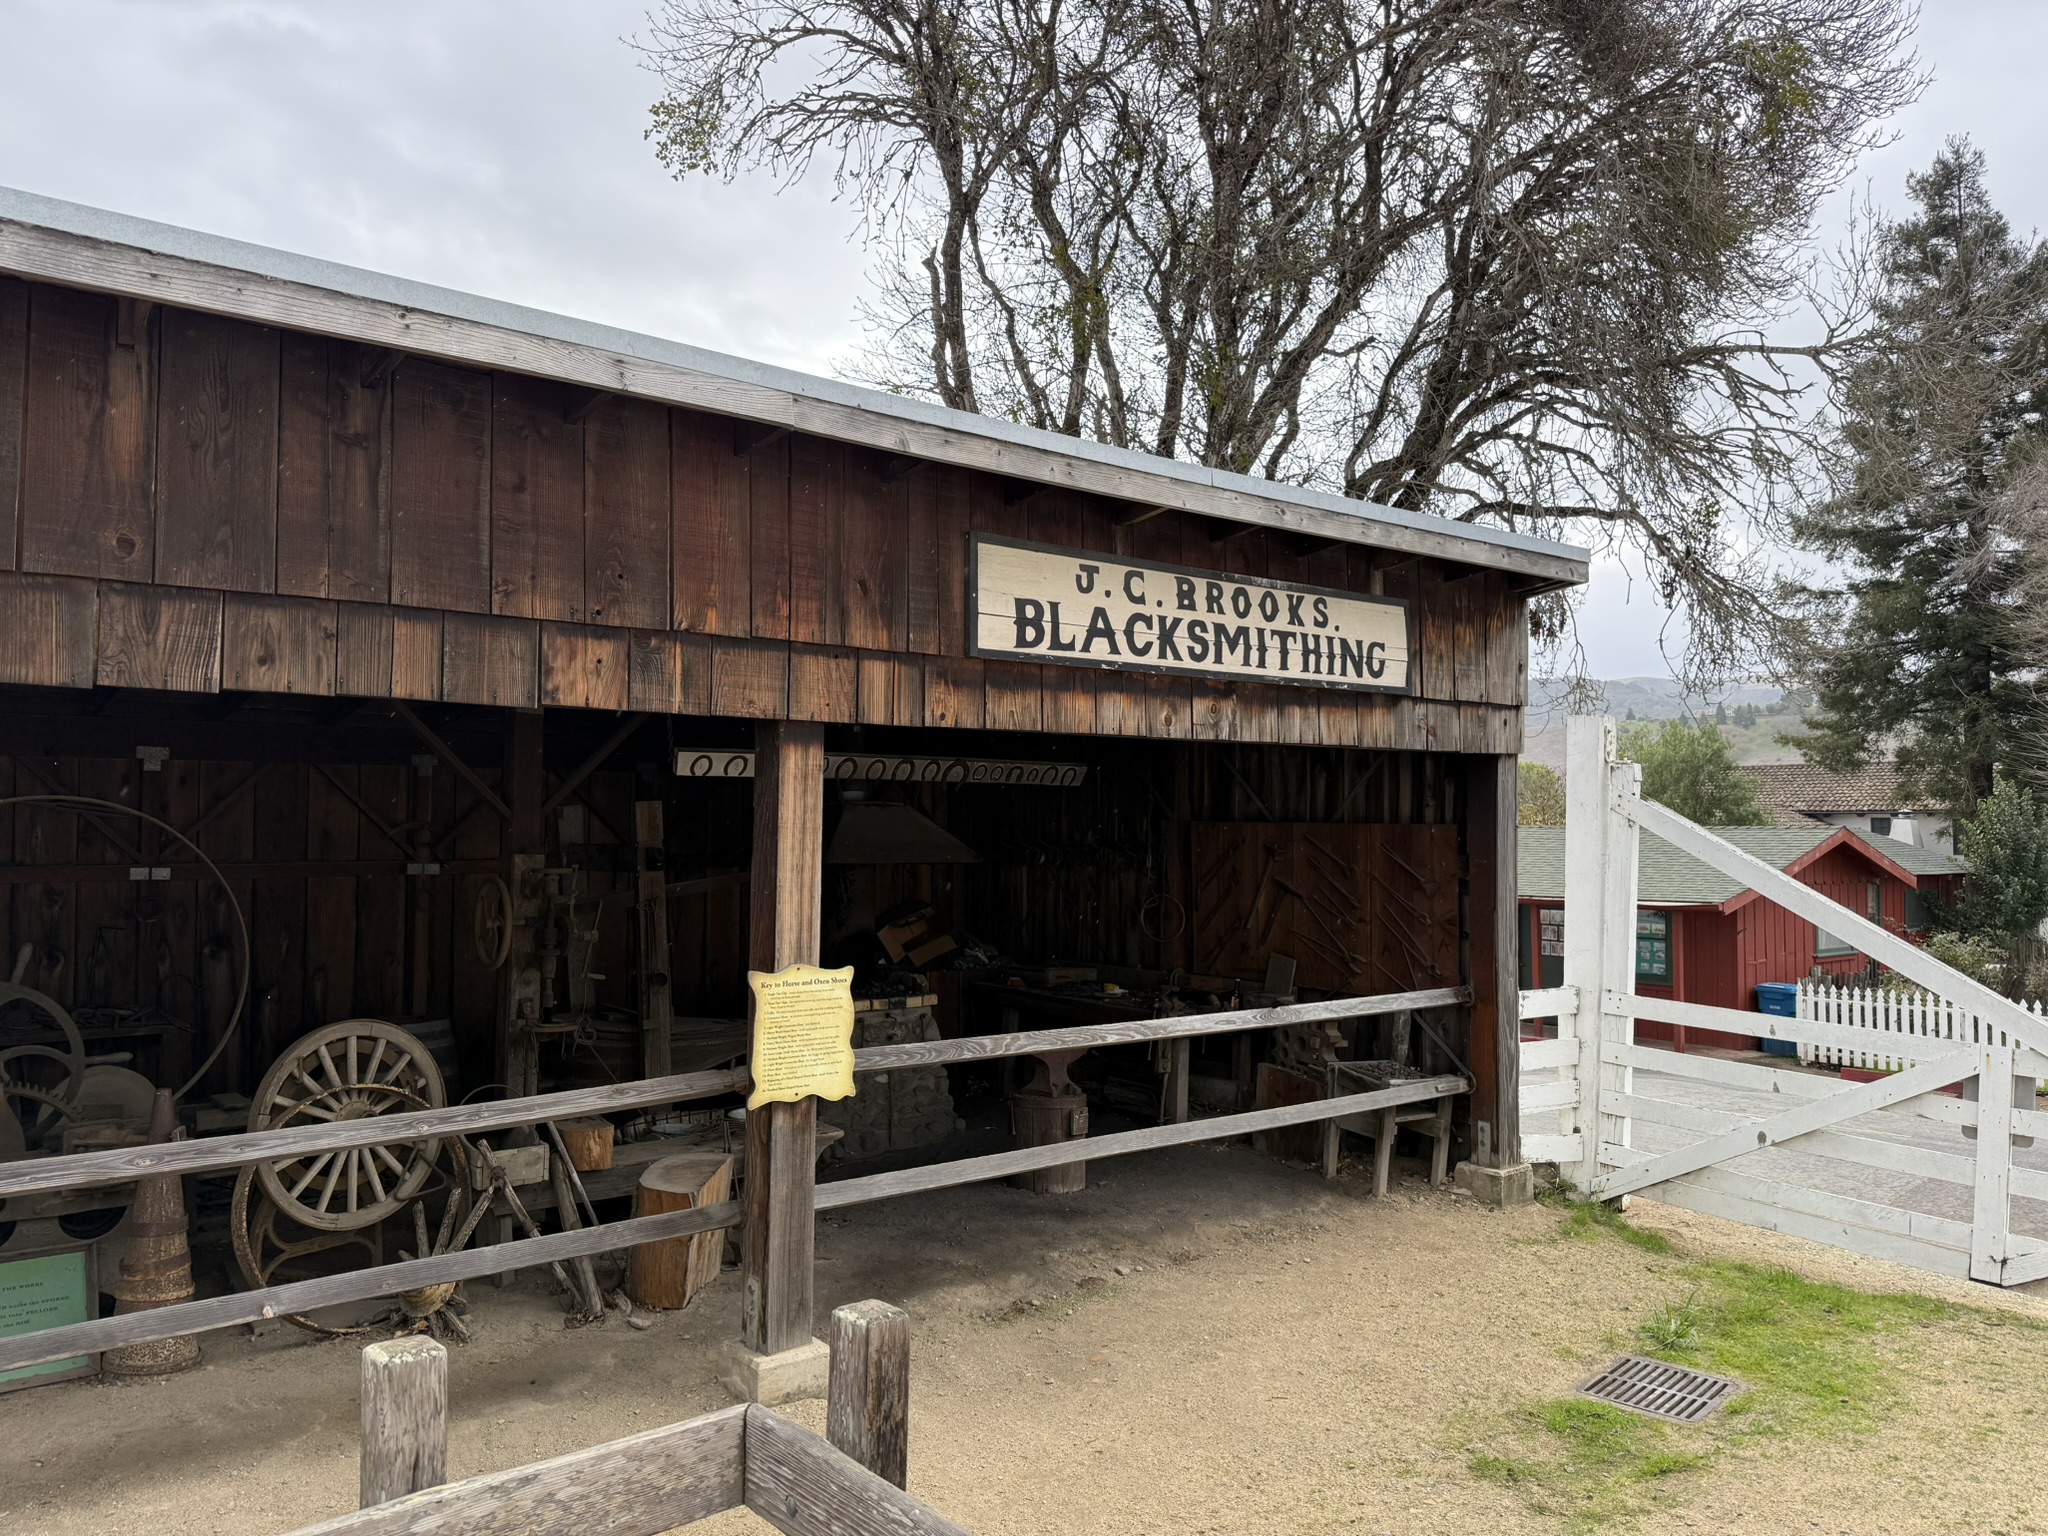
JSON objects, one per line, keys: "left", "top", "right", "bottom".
{"left": 557, "top": 1116, "right": 615, "bottom": 1172}
{"left": 627, "top": 1151, "right": 734, "bottom": 1310}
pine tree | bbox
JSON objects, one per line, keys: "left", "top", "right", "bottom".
{"left": 1796, "top": 141, "right": 2048, "bottom": 816}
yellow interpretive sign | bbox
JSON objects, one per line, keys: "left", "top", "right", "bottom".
{"left": 746, "top": 964, "right": 857, "bottom": 1110}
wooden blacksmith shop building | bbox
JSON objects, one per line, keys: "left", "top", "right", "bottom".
{"left": 0, "top": 188, "right": 1587, "bottom": 1389}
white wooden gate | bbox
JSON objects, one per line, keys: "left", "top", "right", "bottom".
{"left": 1515, "top": 718, "right": 2048, "bottom": 1288}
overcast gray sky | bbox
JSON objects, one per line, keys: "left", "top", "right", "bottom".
{"left": 2, "top": 0, "right": 2041, "bottom": 683}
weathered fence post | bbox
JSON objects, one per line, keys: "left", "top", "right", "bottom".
{"left": 1563, "top": 717, "right": 1639, "bottom": 1194}
{"left": 361, "top": 1336, "right": 448, "bottom": 1508}
{"left": 1969, "top": 1041, "right": 2019, "bottom": 1283}
{"left": 826, "top": 1299, "right": 910, "bottom": 1489}
{"left": 726, "top": 719, "right": 829, "bottom": 1405}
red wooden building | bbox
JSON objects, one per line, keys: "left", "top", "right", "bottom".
{"left": 1518, "top": 823, "right": 1964, "bottom": 1049}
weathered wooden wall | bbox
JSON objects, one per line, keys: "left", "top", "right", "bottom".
{"left": 0, "top": 277, "right": 1526, "bottom": 748}
{"left": 0, "top": 696, "right": 742, "bottom": 1098}
{"left": 920, "top": 743, "right": 1467, "bottom": 981}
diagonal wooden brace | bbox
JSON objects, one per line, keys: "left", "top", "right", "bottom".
{"left": 1593, "top": 1047, "right": 1980, "bottom": 1200}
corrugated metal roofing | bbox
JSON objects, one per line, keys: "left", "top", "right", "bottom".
{"left": 1517, "top": 823, "right": 1965, "bottom": 907}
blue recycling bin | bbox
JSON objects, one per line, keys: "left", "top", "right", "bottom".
{"left": 1754, "top": 982, "right": 1798, "bottom": 1054}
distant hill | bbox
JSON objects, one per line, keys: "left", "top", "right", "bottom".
{"left": 1523, "top": 676, "right": 1812, "bottom": 772}
{"left": 1528, "top": 675, "right": 1789, "bottom": 724}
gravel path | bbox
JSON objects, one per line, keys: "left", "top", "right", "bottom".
{"left": 3, "top": 1138, "right": 2042, "bottom": 1536}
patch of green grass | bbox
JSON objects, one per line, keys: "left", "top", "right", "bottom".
{"left": 1466, "top": 1218, "right": 1988, "bottom": 1528}
{"left": 1467, "top": 1398, "right": 1703, "bottom": 1530}
{"left": 1637, "top": 1261, "right": 1954, "bottom": 1437}
{"left": 1541, "top": 1188, "right": 1675, "bottom": 1256}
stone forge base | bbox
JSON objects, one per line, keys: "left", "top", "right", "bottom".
{"left": 1454, "top": 1160, "right": 1536, "bottom": 1208}
{"left": 719, "top": 1337, "right": 830, "bottom": 1405}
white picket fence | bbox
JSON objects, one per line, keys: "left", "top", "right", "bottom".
{"left": 1514, "top": 717, "right": 2048, "bottom": 1289}
{"left": 1795, "top": 981, "right": 2048, "bottom": 1073}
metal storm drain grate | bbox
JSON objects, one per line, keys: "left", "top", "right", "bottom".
{"left": 1579, "top": 1356, "right": 1743, "bottom": 1424}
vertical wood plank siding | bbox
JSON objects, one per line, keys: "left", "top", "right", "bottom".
{"left": 155, "top": 309, "right": 280, "bottom": 592}
{"left": 0, "top": 276, "right": 27, "bottom": 568}
{"left": 583, "top": 395, "right": 671, "bottom": 628}
{"left": 390, "top": 361, "right": 491, "bottom": 613}
{"left": 22, "top": 285, "right": 155, "bottom": 581}
{"left": 0, "top": 276, "right": 1531, "bottom": 742}
{"left": 490, "top": 374, "right": 585, "bottom": 621}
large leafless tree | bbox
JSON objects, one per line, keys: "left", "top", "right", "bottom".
{"left": 642, "top": 0, "right": 1918, "bottom": 681}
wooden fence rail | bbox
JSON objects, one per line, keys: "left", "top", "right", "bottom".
{"left": 0, "top": 1068, "right": 1465, "bottom": 1375}
{"left": 0, "top": 986, "right": 1466, "bottom": 1203}
{"left": 281, "top": 1297, "right": 964, "bottom": 1536}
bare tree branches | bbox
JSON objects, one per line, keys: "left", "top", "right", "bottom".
{"left": 641, "top": 0, "right": 1920, "bottom": 683}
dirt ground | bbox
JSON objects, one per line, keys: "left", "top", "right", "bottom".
{"left": 4, "top": 1141, "right": 2045, "bottom": 1536}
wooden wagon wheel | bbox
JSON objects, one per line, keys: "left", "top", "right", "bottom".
{"left": 0, "top": 983, "right": 87, "bottom": 1149}
{"left": 230, "top": 1166, "right": 383, "bottom": 1334}
{"left": 473, "top": 875, "right": 515, "bottom": 970}
{"left": 251, "top": 1020, "right": 446, "bottom": 1233}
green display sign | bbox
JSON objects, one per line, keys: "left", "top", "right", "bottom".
{"left": 0, "top": 1249, "right": 94, "bottom": 1388}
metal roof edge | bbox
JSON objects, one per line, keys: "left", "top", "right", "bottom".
{"left": 0, "top": 184, "right": 1590, "bottom": 582}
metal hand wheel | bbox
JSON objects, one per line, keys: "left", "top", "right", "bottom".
{"left": 473, "top": 875, "right": 515, "bottom": 970}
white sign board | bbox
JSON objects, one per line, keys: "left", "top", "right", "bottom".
{"left": 968, "top": 535, "right": 1412, "bottom": 694}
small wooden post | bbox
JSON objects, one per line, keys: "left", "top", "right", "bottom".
{"left": 360, "top": 1336, "right": 447, "bottom": 1508}
{"left": 826, "top": 1300, "right": 910, "bottom": 1489}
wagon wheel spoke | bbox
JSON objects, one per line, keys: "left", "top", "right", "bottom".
{"left": 287, "top": 1152, "right": 335, "bottom": 1200}
{"left": 316, "top": 1152, "right": 346, "bottom": 1214}
{"left": 316, "top": 1042, "right": 346, "bottom": 1092}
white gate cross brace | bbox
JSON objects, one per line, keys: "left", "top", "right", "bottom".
{"left": 1593, "top": 1047, "right": 1979, "bottom": 1200}
{"left": 1627, "top": 796, "right": 2048, "bottom": 1058}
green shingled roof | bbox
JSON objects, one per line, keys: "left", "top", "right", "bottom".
{"left": 1517, "top": 823, "right": 1965, "bottom": 907}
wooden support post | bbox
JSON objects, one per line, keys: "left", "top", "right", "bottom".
{"left": 742, "top": 721, "right": 825, "bottom": 1357}
{"left": 826, "top": 1299, "right": 911, "bottom": 1489}
{"left": 636, "top": 800, "right": 675, "bottom": 1080}
{"left": 1163, "top": 1037, "right": 1191, "bottom": 1124}
{"left": 1564, "top": 718, "right": 1639, "bottom": 1194}
{"left": 497, "top": 710, "right": 547, "bottom": 1098}
{"left": 360, "top": 1336, "right": 447, "bottom": 1508}
{"left": 409, "top": 760, "right": 435, "bottom": 1020}
{"left": 1461, "top": 753, "right": 1520, "bottom": 1166}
